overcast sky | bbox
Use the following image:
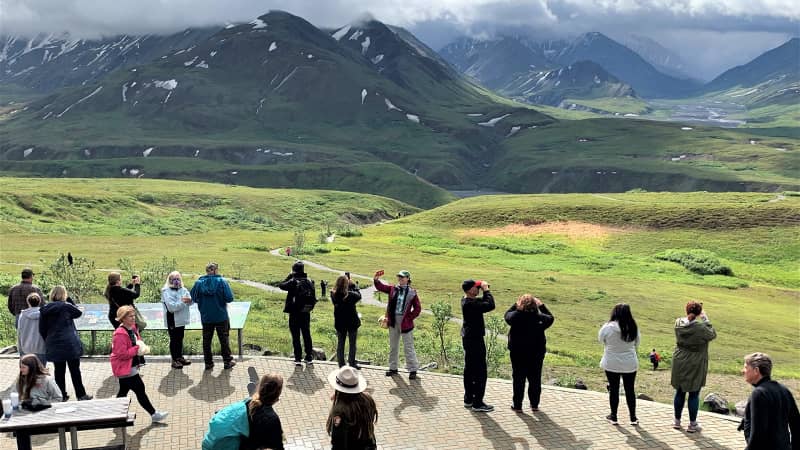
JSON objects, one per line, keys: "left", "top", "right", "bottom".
{"left": 1, "top": 0, "right": 797, "bottom": 80}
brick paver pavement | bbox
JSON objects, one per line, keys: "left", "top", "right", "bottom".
{"left": 0, "top": 356, "right": 744, "bottom": 449}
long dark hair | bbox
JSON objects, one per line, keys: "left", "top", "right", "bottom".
{"left": 326, "top": 391, "right": 378, "bottom": 440}
{"left": 248, "top": 373, "right": 283, "bottom": 418}
{"left": 610, "top": 303, "right": 638, "bottom": 342}
{"left": 105, "top": 272, "right": 121, "bottom": 301}
{"left": 17, "top": 354, "right": 49, "bottom": 400}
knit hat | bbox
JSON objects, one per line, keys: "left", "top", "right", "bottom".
{"left": 292, "top": 261, "right": 305, "bottom": 274}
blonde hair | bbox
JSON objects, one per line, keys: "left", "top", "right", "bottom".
{"left": 49, "top": 285, "right": 68, "bottom": 302}
{"left": 116, "top": 305, "right": 136, "bottom": 322}
{"left": 163, "top": 271, "right": 182, "bottom": 290}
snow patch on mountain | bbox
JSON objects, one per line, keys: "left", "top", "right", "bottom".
{"left": 196, "top": 61, "right": 208, "bottom": 69}
{"left": 250, "top": 19, "right": 267, "bottom": 30}
{"left": 23, "top": 148, "right": 34, "bottom": 158}
{"left": 384, "top": 98, "right": 402, "bottom": 112}
{"left": 349, "top": 30, "right": 364, "bottom": 41}
{"left": 143, "top": 147, "right": 154, "bottom": 157}
{"left": 361, "top": 37, "right": 371, "bottom": 55}
{"left": 478, "top": 113, "right": 511, "bottom": 127}
{"left": 371, "top": 54, "right": 384, "bottom": 64}
{"left": 332, "top": 25, "right": 351, "bottom": 41}
{"left": 269, "top": 42, "right": 277, "bottom": 52}
{"left": 56, "top": 86, "right": 103, "bottom": 118}
{"left": 184, "top": 56, "right": 198, "bottom": 66}
{"left": 406, "top": 114, "right": 420, "bottom": 123}
{"left": 122, "top": 83, "right": 129, "bottom": 102}
{"left": 154, "top": 79, "right": 178, "bottom": 90}
{"left": 361, "top": 89, "right": 367, "bottom": 105}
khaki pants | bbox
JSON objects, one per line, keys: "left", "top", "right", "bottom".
{"left": 388, "top": 314, "right": 419, "bottom": 371}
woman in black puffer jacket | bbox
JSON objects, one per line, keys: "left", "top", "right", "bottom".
{"left": 504, "top": 294, "right": 554, "bottom": 412}
{"left": 39, "top": 285, "right": 92, "bottom": 401}
{"left": 330, "top": 275, "right": 362, "bottom": 369}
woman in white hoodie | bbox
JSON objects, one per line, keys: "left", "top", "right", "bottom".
{"left": 599, "top": 303, "right": 640, "bottom": 426}
{"left": 17, "top": 293, "right": 47, "bottom": 365}
{"left": 161, "top": 271, "right": 193, "bottom": 369}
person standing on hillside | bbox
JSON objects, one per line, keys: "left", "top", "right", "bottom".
{"left": 671, "top": 301, "right": 716, "bottom": 433}
{"left": 461, "top": 279, "right": 496, "bottom": 412}
{"left": 330, "top": 274, "right": 362, "bottom": 369}
{"left": 374, "top": 269, "right": 421, "bottom": 379}
{"left": 505, "top": 294, "right": 554, "bottom": 412}
{"left": 599, "top": 303, "right": 640, "bottom": 426}
{"left": 279, "top": 261, "right": 317, "bottom": 366}
{"left": 191, "top": 262, "right": 236, "bottom": 370}
{"left": 8, "top": 268, "right": 44, "bottom": 328}
{"left": 649, "top": 349, "right": 661, "bottom": 371}
{"left": 739, "top": 352, "right": 799, "bottom": 449}
{"left": 105, "top": 272, "right": 141, "bottom": 329}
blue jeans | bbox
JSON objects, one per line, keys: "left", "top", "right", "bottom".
{"left": 674, "top": 389, "right": 700, "bottom": 422}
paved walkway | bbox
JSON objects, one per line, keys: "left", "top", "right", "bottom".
{"left": 0, "top": 357, "right": 744, "bottom": 449}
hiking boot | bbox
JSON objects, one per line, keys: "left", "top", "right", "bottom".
{"left": 78, "top": 395, "right": 93, "bottom": 401}
{"left": 408, "top": 371, "right": 417, "bottom": 380}
{"left": 177, "top": 357, "right": 191, "bottom": 366}
{"left": 151, "top": 411, "right": 169, "bottom": 423}
{"left": 687, "top": 422, "right": 702, "bottom": 433}
{"left": 205, "top": 363, "right": 214, "bottom": 371}
{"left": 531, "top": 407, "right": 540, "bottom": 412}
{"left": 471, "top": 403, "right": 494, "bottom": 413}
{"left": 385, "top": 369, "right": 398, "bottom": 376}
{"left": 606, "top": 414, "right": 619, "bottom": 425}
{"left": 223, "top": 361, "right": 236, "bottom": 370}
{"left": 171, "top": 360, "right": 183, "bottom": 369}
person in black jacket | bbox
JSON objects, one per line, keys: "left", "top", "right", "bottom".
{"left": 279, "top": 261, "right": 316, "bottom": 366}
{"left": 330, "top": 274, "right": 362, "bottom": 369}
{"left": 740, "top": 352, "right": 799, "bottom": 449}
{"left": 241, "top": 373, "right": 285, "bottom": 450}
{"left": 105, "top": 272, "right": 141, "bottom": 329}
{"left": 39, "top": 285, "right": 92, "bottom": 401}
{"left": 505, "top": 294, "right": 554, "bottom": 412}
{"left": 461, "top": 279, "right": 495, "bottom": 413}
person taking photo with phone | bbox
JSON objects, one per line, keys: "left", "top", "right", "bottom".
{"left": 374, "top": 269, "right": 421, "bottom": 380}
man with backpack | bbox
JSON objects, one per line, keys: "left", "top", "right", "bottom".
{"left": 649, "top": 349, "right": 661, "bottom": 371}
{"left": 279, "top": 261, "right": 317, "bottom": 366}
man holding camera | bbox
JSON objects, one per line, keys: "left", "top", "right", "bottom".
{"left": 191, "top": 262, "right": 236, "bottom": 370}
{"left": 461, "top": 279, "right": 495, "bottom": 412}
{"left": 279, "top": 261, "right": 317, "bottom": 366}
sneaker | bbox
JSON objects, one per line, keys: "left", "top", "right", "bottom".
{"left": 672, "top": 419, "right": 682, "bottom": 430}
{"left": 223, "top": 361, "right": 236, "bottom": 370}
{"left": 385, "top": 369, "right": 398, "bottom": 376}
{"left": 62, "top": 394, "right": 70, "bottom": 402}
{"left": 78, "top": 395, "right": 93, "bottom": 401}
{"left": 351, "top": 364, "right": 362, "bottom": 370}
{"left": 511, "top": 405, "right": 523, "bottom": 412}
{"left": 204, "top": 363, "right": 214, "bottom": 371}
{"left": 304, "top": 358, "right": 314, "bottom": 365}
{"left": 464, "top": 402, "right": 473, "bottom": 409}
{"left": 630, "top": 418, "right": 639, "bottom": 426}
{"left": 171, "top": 360, "right": 183, "bottom": 369}
{"left": 177, "top": 357, "right": 192, "bottom": 366}
{"left": 295, "top": 360, "right": 303, "bottom": 367}
{"left": 606, "top": 414, "right": 619, "bottom": 425}
{"left": 531, "top": 407, "right": 540, "bottom": 412}
{"left": 687, "top": 422, "right": 702, "bottom": 433}
{"left": 408, "top": 371, "right": 417, "bottom": 380}
{"left": 151, "top": 411, "right": 169, "bottom": 423}
{"left": 472, "top": 403, "right": 494, "bottom": 413}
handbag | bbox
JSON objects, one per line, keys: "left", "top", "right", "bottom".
{"left": 134, "top": 307, "right": 148, "bottom": 331}
{"left": 378, "top": 315, "right": 389, "bottom": 329}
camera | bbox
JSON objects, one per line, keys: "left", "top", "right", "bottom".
{"left": 345, "top": 272, "right": 351, "bottom": 280}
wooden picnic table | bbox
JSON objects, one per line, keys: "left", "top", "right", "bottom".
{"left": 0, "top": 397, "right": 134, "bottom": 450}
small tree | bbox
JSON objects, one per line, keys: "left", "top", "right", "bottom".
{"left": 430, "top": 300, "right": 453, "bottom": 368}
{"left": 38, "top": 253, "right": 99, "bottom": 303}
{"left": 485, "top": 315, "right": 507, "bottom": 377}
{"left": 292, "top": 229, "right": 307, "bottom": 255}
{"left": 118, "top": 256, "right": 178, "bottom": 302}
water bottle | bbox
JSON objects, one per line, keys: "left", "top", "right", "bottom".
{"left": 9, "top": 392, "right": 19, "bottom": 411}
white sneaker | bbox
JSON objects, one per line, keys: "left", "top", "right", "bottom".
{"left": 151, "top": 411, "right": 169, "bottom": 423}
{"left": 687, "top": 422, "right": 702, "bottom": 433}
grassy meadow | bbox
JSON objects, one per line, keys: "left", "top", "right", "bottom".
{"left": 1, "top": 178, "right": 798, "bottom": 404}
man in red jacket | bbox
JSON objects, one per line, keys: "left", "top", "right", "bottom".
{"left": 374, "top": 270, "right": 421, "bottom": 380}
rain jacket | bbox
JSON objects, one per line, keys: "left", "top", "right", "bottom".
{"left": 202, "top": 399, "right": 250, "bottom": 450}
{"left": 671, "top": 317, "right": 716, "bottom": 392}
{"left": 191, "top": 274, "right": 234, "bottom": 323}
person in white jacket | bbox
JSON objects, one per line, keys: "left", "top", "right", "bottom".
{"left": 599, "top": 303, "right": 641, "bottom": 426}
{"left": 17, "top": 293, "right": 47, "bottom": 365}
{"left": 161, "top": 271, "right": 193, "bottom": 369}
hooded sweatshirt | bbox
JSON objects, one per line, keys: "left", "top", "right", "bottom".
{"left": 17, "top": 307, "right": 46, "bottom": 355}
{"left": 190, "top": 274, "right": 234, "bottom": 323}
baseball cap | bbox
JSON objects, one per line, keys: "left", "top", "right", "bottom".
{"left": 396, "top": 270, "right": 411, "bottom": 279}
{"left": 462, "top": 279, "right": 478, "bottom": 292}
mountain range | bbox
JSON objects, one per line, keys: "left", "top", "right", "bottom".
{"left": 0, "top": 11, "right": 797, "bottom": 205}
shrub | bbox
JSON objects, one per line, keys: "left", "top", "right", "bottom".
{"left": 430, "top": 300, "right": 453, "bottom": 368}
{"left": 118, "top": 256, "right": 179, "bottom": 302}
{"left": 336, "top": 224, "right": 363, "bottom": 237}
{"left": 37, "top": 253, "right": 100, "bottom": 303}
{"left": 655, "top": 249, "right": 733, "bottom": 276}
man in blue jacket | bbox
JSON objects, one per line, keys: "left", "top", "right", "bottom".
{"left": 191, "top": 262, "right": 236, "bottom": 370}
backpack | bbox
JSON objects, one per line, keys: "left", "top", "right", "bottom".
{"left": 294, "top": 278, "right": 317, "bottom": 313}
{"left": 202, "top": 400, "right": 250, "bottom": 450}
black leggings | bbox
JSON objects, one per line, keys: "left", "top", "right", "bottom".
{"left": 53, "top": 358, "right": 87, "bottom": 399}
{"left": 117, "top": 374, "right": 155, "bottom": 415}
{"left": 605, "top": 370, "right": 637, "bottom": 419}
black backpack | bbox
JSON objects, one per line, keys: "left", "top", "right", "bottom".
{"left": 294, "top": 278, "right": 317, "bottom": 312}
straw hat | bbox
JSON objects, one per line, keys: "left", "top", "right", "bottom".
{"left": 328, "top": 366, "right": 367, "bottom": 394}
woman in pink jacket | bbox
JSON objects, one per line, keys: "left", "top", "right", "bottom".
{"left": 110, "top": 305, "right": 168, "bottom": 423}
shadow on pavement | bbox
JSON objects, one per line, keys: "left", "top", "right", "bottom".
{"left": 614, "top": 423, "right": 671, "bottom": 449}
{"left": 94, "top": 375, "right": 119, "bottom": 399}
{"left": 188, "top": 368, "right": 235, "bottom": 402}
{"left": 157, "top": 368, "right": 194, "bottom": 397}
{"left": 286, "top": 364, "right": 326, "bottom": 395}
{"left": 519, "top": 411, "right": 592, "bottom": 449}
{"left": 476, "top": 413, "right": 530, "bottom": 449}
{"left": 388, "top": 376, "right": 439, "bottom": 422}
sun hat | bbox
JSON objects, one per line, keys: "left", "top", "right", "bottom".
{"left": 328, "top": 366, "right": 368, "bottom": 394}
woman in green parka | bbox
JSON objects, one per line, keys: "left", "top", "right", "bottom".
{"left": 671, "top": 301, "right": 717, "bottom": 433}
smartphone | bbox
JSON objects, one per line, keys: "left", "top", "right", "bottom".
{"left": 376, "top": 270, "right": 385, "bottom": 277}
